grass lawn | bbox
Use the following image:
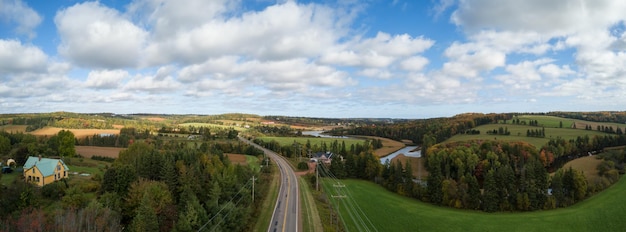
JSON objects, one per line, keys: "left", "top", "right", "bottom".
{"left": 258, "top": 136, "right": 365, "bottom": 150}
{"left": 323, "top": 178, "right": 626, "bottom": 232}
{"left": 1, "top": 169, "right": 21, "bottom": 186}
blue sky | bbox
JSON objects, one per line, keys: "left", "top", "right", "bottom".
{"left": 1, "top": 0, "right": 625, "bottom": 118}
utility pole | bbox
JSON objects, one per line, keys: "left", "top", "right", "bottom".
{"left": 251, "top": 176, "right": 256, "bottom": 203}
{"left": 316, "top": 162, "right": 319, "bottom": 191}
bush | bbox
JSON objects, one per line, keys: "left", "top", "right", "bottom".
{"left": 41, "top": 182, "right": 66, "bottom": 199}
{"left": 297, "top": 162, "right": 309, "bottom": 170}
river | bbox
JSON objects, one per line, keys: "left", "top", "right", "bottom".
{"left": 380, "top": 146, "right": 421, "bottom": 164}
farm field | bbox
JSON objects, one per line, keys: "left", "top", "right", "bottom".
{"left": 28, "top": 127, "right": 120, "bottom": 138}
{"left": 75, "top": 146, "right": 125, "bottom": 158}
{"left": 324, "top": 178, "right": 626, "bottom": 232}
{"left": 258, "top": 136, "right": 365, "bottom": 150}
{"left": 447, "top": 123, "right": 608, "bottom": 149}
{"left": 0, "top": 125, "right": 27, "bottom": 133}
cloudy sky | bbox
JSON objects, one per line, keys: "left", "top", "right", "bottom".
{"left": 1, "top": 0, "right": 625, "bottom": 118}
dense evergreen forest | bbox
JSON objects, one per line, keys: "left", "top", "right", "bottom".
{"left": 0, "top": 128, "right": 269, "bottom": 231}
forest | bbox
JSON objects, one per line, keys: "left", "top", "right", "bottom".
{"left": 0, "top": 127, "right": 269, "bottom": 231}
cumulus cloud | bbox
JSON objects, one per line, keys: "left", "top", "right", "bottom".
{"left": 85, "top": 69, "right": 129, "bottom": 89}
{"left": 321, "top": 32, "right": 434, "bottom": 69}
{"left": 0, "top": 0, "right": 42, "bottom": 39}
{"left": 0, "top": 39, "right": 47, "bottom": 75}
{"left": 124, "top": 74, "right": 181, "bottom": 94}
{"left": 144, "top": 1, "right": 344, "bottom": 65}
{"left": 451, "top": 0, "right": 626, "bottom": 37}
{"left": 55, "top": 2, "right": 148, "bottom": 69}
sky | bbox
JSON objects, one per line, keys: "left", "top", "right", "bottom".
{"left": 1, "top": 0, "right": 626, "bottom": 118}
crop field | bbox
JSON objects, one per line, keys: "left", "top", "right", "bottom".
{"left": 447, "top": 124, "right": 608, "bottom": 149}
{"left": 29, "top": 127, "right": 120, "bottom": 138}
{"left": 324, "top": 178, "right": 626, "bottom": 232}
{"left": 258, "top": 136, "right": 365, "bottom": 149}
{"left": 75, "top": 146, "right": 125, "bottom": 158}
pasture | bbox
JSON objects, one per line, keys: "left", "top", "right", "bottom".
{"left": 447, "top": 124, "right": 608, "bottom": 149}
{"left": 324, "top": 178, "right": 626, "bottom": 232}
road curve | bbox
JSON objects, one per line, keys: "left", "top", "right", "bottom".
{"left": 239, "top": 136, "right": 300, "bottom": 232}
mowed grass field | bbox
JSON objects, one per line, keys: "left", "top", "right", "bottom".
{"left": 258, "top": 136, "right": 365, "bottom": 150}
{"left": 447, "top": 124, "right": 608, "bottom": 149}
{"left": 324, "top": 178, "right": 626, "bottom": 232}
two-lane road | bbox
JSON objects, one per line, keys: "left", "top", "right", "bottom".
{"left": 239, "top": 136, "right": 300, "bottom": 232}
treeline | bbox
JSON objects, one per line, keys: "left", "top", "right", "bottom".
{"left": 0, "top": 140, "right": 269, "bottom": 231}
{"left": 486, "top": 127, "right": 510, "bottom": 135}
{"left": 549, "top": 111, "right": 626, "bottom": 124}
{"left": 329, "top": 113, "right": 507, "bottom": 144}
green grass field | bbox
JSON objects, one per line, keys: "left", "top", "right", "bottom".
{"left": 448, "top": 123, "right": 609, "bottom": 149}
{"left": 323, "top": 178, "right": 626, "bottom": 232}
{"left": 258, "top": 136, "right": 365, "bottom": 149}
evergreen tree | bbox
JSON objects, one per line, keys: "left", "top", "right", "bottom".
{"left": 130, "top": 194, "right": 159, "bottom": 232}
{"left": 482, "top": 170, "right": 498, "bottom": 212}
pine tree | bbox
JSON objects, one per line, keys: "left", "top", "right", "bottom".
{"left": 130, "top": 194, "right": 159, "bottom": 232}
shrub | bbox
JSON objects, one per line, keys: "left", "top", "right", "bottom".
{"left": 297, "top": 162, "right": 309, "bottom": 170}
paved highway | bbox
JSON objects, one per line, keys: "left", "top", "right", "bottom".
{"left": 239, "top": 136, "right": 300, "bottom": 232}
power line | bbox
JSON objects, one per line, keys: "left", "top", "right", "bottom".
{"left": 197, "top": 178, "right": 252, "bottom": 232}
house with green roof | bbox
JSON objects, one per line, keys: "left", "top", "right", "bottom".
{"left": 23, "top": 156, "right": 69, "bottom": 187}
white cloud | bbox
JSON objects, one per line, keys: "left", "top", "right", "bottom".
{"left": 127, "top": 0, "right": 238, "bottom": 39}
{"left": 144, "top": 1, "right": 344, "bottom": 65}
{"left": 0, "top": 39, "right": 47, "bottom": 75}
{"left": 400, "top": 56, "right": 429, "bottom": 71}
{"left": 85, "top": 69, "right": 129, "bottom": 89}
{"left": 55, "top": 2, "right": 148, "bottom": 69}
{"left": 451, "top": 0, "right": 626, "bottom": 37}
{"left": 124, "top": 74, "right": 181, "bottom": 94}
{"left": 0, "top": 0, "right": 42, "bottom": 39}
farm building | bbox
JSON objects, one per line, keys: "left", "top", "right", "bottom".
{"left": 23, "top": 156, "right": 69, "bottom": 187}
